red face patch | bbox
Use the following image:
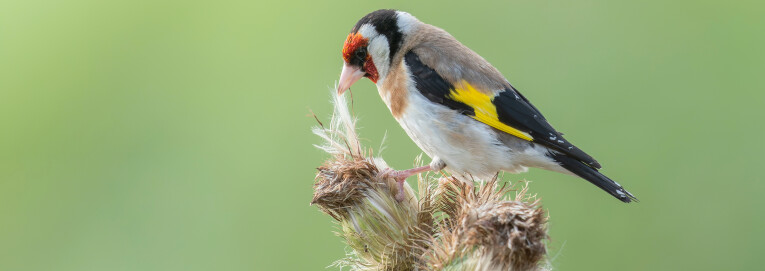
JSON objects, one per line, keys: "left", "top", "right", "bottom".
{"left": 342, "top": 33, "right": 379, "bottom": 83}
{"left": 364, "top": 56, "right": 379, "bottom": 83}
{"left": 342, "top": 33, "right": 368, "bottom": 63}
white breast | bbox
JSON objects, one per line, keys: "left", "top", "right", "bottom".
{"left": 394, "top": 89, "right": 532, "bottom": 179}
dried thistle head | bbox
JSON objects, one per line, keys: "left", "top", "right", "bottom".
{"left": 312, "top": 158, "right": 380, "bottom": 220}
{"left": 312, "top": 154, "right": 434, "bottom": 271}
{"left": 425, "top": 178, "right": 549, "bottom": 271}
{"left": 312, "top": 90, "right": 433, "bottom": 270}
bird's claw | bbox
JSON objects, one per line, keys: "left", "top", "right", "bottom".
{"left": 379, "top": 165, "right": 433, "bottom": 202}
{"left": 379, "top": 168, "right": 408, "bottom": 202}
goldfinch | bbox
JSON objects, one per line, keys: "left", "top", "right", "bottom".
{"left": 337, "top": 9, "right": 637, "bottom": 203}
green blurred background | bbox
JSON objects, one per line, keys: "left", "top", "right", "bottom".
{"left": 1, "top": 0, "right": 763, "bottom": 270}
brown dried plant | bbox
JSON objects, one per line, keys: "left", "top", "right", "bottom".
{"left": 424, "top": 178, "right": 549, "bottom": 271}
{"left": 311, "top": 92, "right": 433, "bottom": 270}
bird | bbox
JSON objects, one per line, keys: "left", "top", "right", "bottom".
{"left": 336, "top": 9, "right": 637, "bottom": 203}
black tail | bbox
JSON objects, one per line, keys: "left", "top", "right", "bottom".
{"left": 550, "top": 153, "right": 638, "bottom": 203}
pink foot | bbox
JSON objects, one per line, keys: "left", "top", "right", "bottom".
{"left": 381, "top": 165, "right": 432, "bottom": 201}
{"left": 395, "top": 179, "right": 407, "bottom": 202}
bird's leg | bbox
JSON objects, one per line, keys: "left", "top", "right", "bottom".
{"left": 382, "top": 165, "right": 433, "bottom": 202}
{"left": 382, "top": 158, "right": 447, "bottom": 201}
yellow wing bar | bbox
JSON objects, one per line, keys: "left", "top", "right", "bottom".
{"left": 448, "top": 81, "right": 534, "bottom": 141}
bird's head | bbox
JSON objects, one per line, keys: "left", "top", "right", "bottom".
{"left": 337, "top": 9, "right": 418, "bottom": 95}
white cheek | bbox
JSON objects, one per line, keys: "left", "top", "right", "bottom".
{"left": 356, "top": 24, "right": 391, "bottom": 82}
{"left": 368, "top": 36, "right": 390, "bottom": 79}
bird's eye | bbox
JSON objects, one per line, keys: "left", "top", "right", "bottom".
{"left": 355, "top": 47, "right": 367, "bottom": 59}
{"left": 349, "top": 47, "right": 368, "bottom": 67}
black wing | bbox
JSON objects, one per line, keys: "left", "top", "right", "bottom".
{"left": 493, "top": 87, "right": 601, "bottom": 168}
{"left": 406, "top": 51, "right": 601, "bottom": 169}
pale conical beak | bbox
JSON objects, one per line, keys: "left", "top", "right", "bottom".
{"left": 337, "top": 63, "right": 365, "bottom": 95}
